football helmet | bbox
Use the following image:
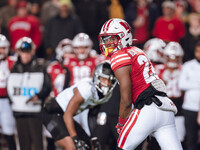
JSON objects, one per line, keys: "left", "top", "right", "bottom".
{"left": 15, "top": 37, "right": 35, "bottom": 52}
{"left": 143, "top": 38, "right": 166, "bottom": 63}
{"left": 98, "top": 18, "right": 133, "bottom": 57}
{"left": 56, "top": 38, "right": 72, "bottom": 61}
{"left": 163, "top": 42, "right": 184, "bottom": 68}
{"left": 93, "top": 62, "right": 117, "bottom": 95}
{"left": 0, "top": 34, "right": 10, "bottom": 59}
{"left": 72, "top": 33, "right": 93, "bottom": 60}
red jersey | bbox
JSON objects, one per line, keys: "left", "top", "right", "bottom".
{"left": 153, "top": 16, "right": 185, "bottom": 42}
{"left": 47, "top": 61, "right": 70, "bottom": 97}
{"left": 8, "top": 15, "right": 42, "bottom": 51}
{"left": 64, "top": 54, "right": 105, "bottom": 85}
{"left": 0, "top": 56, "right": 16, "bottom": 97}
{"left": 110, "top": 47, "right": 159, "bottom": 103}
{"left": 155, "top": 64, "right": 182, "bottom": 98}
{"left": 134, "top": 6, "right": 149, "bottom": 44}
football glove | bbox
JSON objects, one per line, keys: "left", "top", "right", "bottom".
{"left": 91, "top": 137, "right": 101, "bottom": 150}
{"left": 116, "top": 117, "right": 128, "bottom": 134}
{"left": 72, "top": 136, "right": 89, "bottom": 150}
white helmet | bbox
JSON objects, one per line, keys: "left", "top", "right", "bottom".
{"left": 72, "top": 33, "right": 93, "bottom": 60}
{"left": 0, "top": 34, "right": 10, "bottom": 59}
{"left": 56, "top": 38, "right": 72, "bottom": 61}
{"left": 164, "top": 42, "right": 184, "bottom": 68}
{"left": 93, "top": 62, "right": 117, "bottom": 96}
{"left": 15, "top": 37, "right": 35, "bottom": 51}
{"left": 98, "top": 18, "right": 133, "bottom": 57}
{"left": 143, "top": 38, "right": 166, "bottom": 63}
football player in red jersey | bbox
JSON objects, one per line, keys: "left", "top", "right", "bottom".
{"left": 143, "top": 38, "right": 166, "bottom": 67}
{"left": 0, "top": 34, "right": 16, "bottom": 150}
{"left": 64, "top": 32, "right": 105, "bottom": 85}
{"left": 98, "top": 18, "right": 182, "bottom": 150}
{"left": 47, "top": 38, "right": 73, "bottom": 97}
{"left": 154, "top": 42, "right": 186, "bottom": 148}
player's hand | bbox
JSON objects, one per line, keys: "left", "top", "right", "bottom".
{"left": 91, "top": 137, "right": 101, "bottom": 150}
{"left": 116, "top": 116, "right": 128, "bottom": 134}
{"left": 116, "top": 123, "right": 124, "bottom": 134}
{"left": 26, "top": 95, "right": 40, "bottom": 105}
{"left": 72, "top": 136, "right": 89, "bottom": 150}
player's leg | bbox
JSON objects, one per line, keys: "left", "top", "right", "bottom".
{"left": 0, "top": 99, "right": 16, "bottom": 150}
{"left": 42, "top": 100, "right": 91, "bottom": 150}
{"left": 42, "top": 106, "right": 75, "bottom": 149}
{"left": 153, "top": 111, "right": 183, "bottom": 150}
{"left": 56, "top": 136, "right": 76, "bottom": 150}
{"left": 117, "top": 104, "right": 157, "bottom": 150}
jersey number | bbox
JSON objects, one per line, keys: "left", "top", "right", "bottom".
{"left": 137, "top": 55, "right": 158, "bottom": 84}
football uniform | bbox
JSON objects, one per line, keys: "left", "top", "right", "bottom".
{"left": 43, "top": 78, "right": 113, "bottom": 140}
{"left": 155, "top": 64, "right": 185, "bottom": 142}
{"left": 111, "top": 46, "right": 159, "bottom": 103}
{"left": 111, "top": 47, "right": 182, "bottom": 150}
{"left": 63, "top": 54, "right": 105, "bottom": 85}
{"left": 0, "top": 56, "right": 16, "bottom": 135}
{"left": 47, "top": 61, "right": 70, "bottom": 97}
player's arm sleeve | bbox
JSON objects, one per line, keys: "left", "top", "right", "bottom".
{"left": 111, "top": 52, "right": 132, "bottom": 72}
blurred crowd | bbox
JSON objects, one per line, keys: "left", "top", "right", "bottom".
{"left": 0, "top": 0, "right": 200, "bottom": 150}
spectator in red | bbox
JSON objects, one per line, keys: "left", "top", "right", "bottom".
{"left": 125, "top": 0, "right": 160, "bottom": 49}
{"left": 8, "top": 0, "right": 42, "bottom": 53}
{"left": 153, "top": 1, "right": 185, "bottom": 43}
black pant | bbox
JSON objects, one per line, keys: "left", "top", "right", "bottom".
{"left": 15, "top": 117, "right": 43, "bottom": 150}
{"left": 93, "top": 113, "right": 119, "bottom": 149}
{"left": 42, "top": 99, "right": 91, "bottom": 148}
{"left": 183, "top": 109, "right": 200, "bottom": 150}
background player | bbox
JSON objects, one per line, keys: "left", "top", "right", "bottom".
{"left": 0, "top": 34, "right": 16, "bottom": 150}
{"left": 42, "top": 62, "right": 117, "bottom": 150}
{"left": 155, "top": 41, "right": 186, "bottom": 146}
{"left": 64, "top": 32, "right": 105, "bottom": 85}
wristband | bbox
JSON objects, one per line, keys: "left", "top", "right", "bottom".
{"left": 118, "top": 116, "right": 128, "bottom": 125}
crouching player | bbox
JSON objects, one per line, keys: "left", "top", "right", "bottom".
{"left": 42, "top": 62, "right": 117, "bottom": 150}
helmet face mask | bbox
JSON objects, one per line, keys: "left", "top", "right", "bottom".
{"left": 163, "top": 42, "right": 184, "bottom": 68}
{"left": 72, "top": 33, "right": 93, "bottom": 60}
{"left": 0, "top": 34, "right": 10, "bottom": 60}
{"left": 93, "top": 62, "right": 117, "bottom": 96}
{"left": 99, "top": 34, "right": 121, "bottom": 57}
{"left": 73, "top": 46, "right": 90, "bottom": 60}
{"left": 99, "top": 18, "right": 133, "bottom": 57}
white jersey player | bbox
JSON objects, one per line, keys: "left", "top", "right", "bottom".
{"left": 0, "top": 34, "right": 16, "bottom": 150}
{"left": 42, "top": 62, "right": 117, "bottom": 150}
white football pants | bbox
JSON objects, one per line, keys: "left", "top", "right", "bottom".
{"left": 0, "top": 98, "right": 16, "bottom": 135}
{"left": 117, "top": 102, "right": 183, "bottom": 150}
